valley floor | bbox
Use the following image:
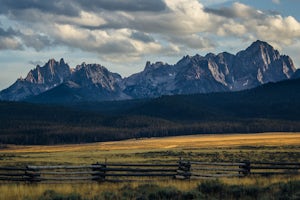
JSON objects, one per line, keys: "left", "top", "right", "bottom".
{"left": 1, "top": 132, "right": 299, "bottom": 153}
{"left": 0, "top": 132, "right": 299, "bottom": 200}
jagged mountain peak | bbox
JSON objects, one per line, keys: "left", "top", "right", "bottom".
{"left": 235, "top": 40, "right": 295, "bottom": 82}
{"left": 250, "top": 40, "right": 272, "bottom": 48}
{"left": 25, "top": 58, "right": 71, "bottom": 83}
{"left": 144, "top": 61, "right": 169, "bottom": 71}
{"left": 76, "top": 62, "right": 100, "bottom": 70}
{"left": 238, "top": 40, "right": 280, "bottom": 59}
{"left": 205, "top": 52, "right": 216, "bottom": 58}
{"left": 74, "top": 63, "right": 121, "bottom": 81}
{"left": 47, "top": 58, "right": 56, "bottom": 65}
{"left": 59, "top": 58, "right": 66, "bottom": 65}
{"left": 0, "top": 40, "right": 298, "bottom": 102}
{"left": 243, "top": 40, "right": 277, "bottom": 53}
{"left": 45, "top": 58, "right": 66, "bottom": 69}
{"left": 176, "top": 55, "right": 192, "bottom": 66}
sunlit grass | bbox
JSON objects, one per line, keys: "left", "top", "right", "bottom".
{"left": 2, "top": 132, "right": 299, "bottom": 153}
{"left": 0, "top": 176, "right": 299, "bottom": 200}
{"left": 1, "top": 132, "right": 299, "bottom": 166}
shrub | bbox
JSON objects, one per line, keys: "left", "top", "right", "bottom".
{"left": 275, "top": 181, "right": 300, "bottom": 200}
{"left": 38, "top": 190, "right": 82, "bottom": 200}
{"left": 198, "top": 180, "right": 224, "bottom": 194}
{"left": 149, "top": 186, "right": 182, "bottom": 200}
{"left": 97, "top": 191, "right": 118, "bottom": 200}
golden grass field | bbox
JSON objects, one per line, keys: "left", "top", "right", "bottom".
{"left": 0, "top": 132, "right": 299, "bottom": 200}
{"left": 0, "top": 132, "right": 299, "bottom": 165}
{"left": 2, "top": 132, "right": 300, "bottom": 153}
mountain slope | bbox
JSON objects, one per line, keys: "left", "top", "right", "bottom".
{"left": 29, "top": 63, "right": 130, "bottom": 103}
{"left": 0, "top": 59, "right": 71, "bottom": 101}
{"left": 124, "top": 78, "right": 300, "bottom": 121}
{"left": 123, "top": 40, "right": 296, "bottom": 98}
{"left": 292, "top": 69, "right": 300, "bottom": 79}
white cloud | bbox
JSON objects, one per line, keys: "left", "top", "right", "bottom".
{"left": 199, "top": 0, "right": 232, "bottom": 6}
{"left": 272, "top": 0, "right": 280, "bottom": 4}
{"left": 0, "top": 37, "right": 23, "bottom": 50}
{"left": 205, "top": 2, "right": 300, "bottom": 49}
{"left": 60, "top": 11, "right": 106, "bottom": 27}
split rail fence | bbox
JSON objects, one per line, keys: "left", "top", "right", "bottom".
{"left": 0, "top": 160, "right": 299, "bottom": 183}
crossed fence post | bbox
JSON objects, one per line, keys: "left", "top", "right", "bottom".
{"left": 25, "top": 166, "right": 41, "bottom": 182}
{"left": 177, "top": 158, "right": 191, "bottom": 179}
{"left": 241, "top": 160, "right": 251, "bottom": 176}
{"left": 92, "top": 161, "right": 107, "bottom": 182}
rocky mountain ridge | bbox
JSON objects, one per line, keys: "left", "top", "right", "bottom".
{"left": 0, "top": 40, "right": 297, "bottom": 102}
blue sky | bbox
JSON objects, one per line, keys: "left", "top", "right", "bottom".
{"left": 0, "top": 0, "right": 299, "bottom": 90}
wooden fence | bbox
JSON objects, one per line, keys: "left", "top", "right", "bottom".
{"left": 0, "top": 160, "right": 299, "bottom": 183}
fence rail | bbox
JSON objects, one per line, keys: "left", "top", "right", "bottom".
{"left": 0, "top": 160, "right": 299, "bottom": 183}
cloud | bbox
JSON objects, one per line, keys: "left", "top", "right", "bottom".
{"left": 204, "top": 2, "right": 300, "bottom": 46}
{"left": 0, "top": 0, "right": 299, "bottom": 64}
{"left": 0, "top": 37, "right": 23, "bottom": 50}
{"left": 0, "top": 0, "right": 166, "bottom": 18}
{"left": 0, "top": 0, "right": 80, "bottom": 17}
{"left": 21, "top": 34, "right": 53, "bottom": 51}
{"left": 167, "top": 34, "right": 215, "bottom": 50}
{"left": 272, "top": 0, "right": 280, "bottom": 4}
{"left": 130, "top": 31, "right": 155, "bottom": 43}
{"left": 29, "top": 60, "right": 44, "bottom": 66}
{"left": 77, "top": 0, "right": 166, "bottom": 12}
{"left": 0, "top": 27, "right": 23, "bottom": 50}
{"left": 204, "top": 2, "right": 265, "bottom": 20}
{"left": 50, "top": 24, "right": 163, "bottom": 62}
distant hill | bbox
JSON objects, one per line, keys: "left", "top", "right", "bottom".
{"left": 126, "top": 78, "right": 300, "bottom": 121}
{"left": 67, "top": 77, "right": 300, "bottom": 121}
{"left": 1, "top": 77, "right": 300, "bottom": 145}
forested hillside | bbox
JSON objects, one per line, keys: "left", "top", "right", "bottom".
{"left": 1, "top": 78, "right": 300, "bottom": 145}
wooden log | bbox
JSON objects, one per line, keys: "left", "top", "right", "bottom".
{"left": 0, "top": 177, "right": 28, "bottom": 181}
{"left": 0, "top": 167, "right": 26, "bottom": 171}
{"left": 103, "top": 173, "right": 177, "bottom": 177}
{"left": 32, "top": 177, "right": 96, "bottom": 181}
{"left": 29, "top": 171, "right": 101, "bottom": 175}
{"left": 0, "top": 173, "right": 27, "bottom": 176}
{"left": 103, "top": 168, "right": 177, "bottom": 172}
{"left": 251, "top": 162, "right": 300, "bottom": 165}
{"left": 26, "top": 164, "right": 178, "bottom": 170}
{"left": 251, "top": 172, "right": 300, "bottom": 175}
{"left": 251, "top": 166, "right": 300, "bottom": 170}
{"left": 105, "top": 163, "right": 178, "bottom": 167}
{"left": 189, "top": 161, "right": 246, "bottom": 166}
{"left": 27, "top": 165, "right": 103, "bottom": 170}
{"left": 176, "top": 171, "right": 192, "bottom": 178}
{"left": 191, "top": 173, "right": 244, "bottom": 177}
{"left": 191, "top": 167, "right": 246, "bottom": 172}
{"left": 174, "top": 175, "right": 186, "bottom": 179}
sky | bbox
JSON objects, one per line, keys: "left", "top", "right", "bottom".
{"left": 0, "top": 0, "right": 299, "bottom": 90}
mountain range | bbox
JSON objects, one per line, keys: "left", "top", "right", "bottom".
{"left": 0, "top": 40, "right": 298, "bottom": 102}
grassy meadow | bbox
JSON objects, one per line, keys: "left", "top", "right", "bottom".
{"left": 0, "top": 132, "right": 300, "bottom": 199}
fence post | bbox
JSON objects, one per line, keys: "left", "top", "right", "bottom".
{"left": 92, "top": 162, "right": 106, "bottom": 182}
{"left": 177, "top": 158, "right": 191, "bottom": 180}
{"left": 241, "top": 160, "right": 251, "bottom": 176}
{"left": 25, "top": 166, "right": 41, "bottom": 183}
